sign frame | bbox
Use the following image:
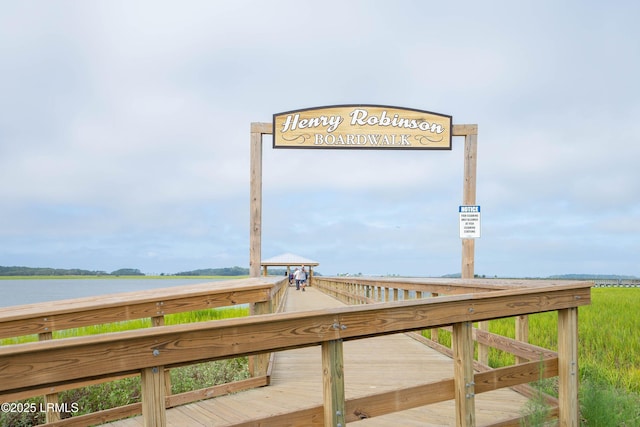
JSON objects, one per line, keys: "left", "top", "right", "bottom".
{"left": 273, "top": 104, "right": 452, "bottom": 150}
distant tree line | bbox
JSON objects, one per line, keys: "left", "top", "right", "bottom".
{"left": 173, "top": 266, "right": 249, "bottom": 276}
{"left": 0, "top": 266, "right": 144, "bottom": 276}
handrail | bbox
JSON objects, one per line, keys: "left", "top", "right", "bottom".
{"left": 0, "top": 277, "right": 284, "bottom": 339}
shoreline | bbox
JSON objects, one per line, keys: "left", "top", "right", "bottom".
{"left": 0, "top": 275, "right": 248, "bottom": 280}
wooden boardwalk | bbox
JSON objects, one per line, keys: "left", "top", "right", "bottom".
{"left": 105, "top": 287, "right": 530, "bottom": 426}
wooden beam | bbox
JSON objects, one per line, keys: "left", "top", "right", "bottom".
{"left": 251, "top": 122, "right": 272, "bottom": 134}
{"left": 452, "top": 124, "right": 478, "bottom": 136}
{"left": 0, "top": 278, "right": 277, "bottom": 339}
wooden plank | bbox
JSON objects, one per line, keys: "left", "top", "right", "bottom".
{"left": 0, "top": 372, "right": 138, "bottom": 403}
{"left": 453, "top": 124, "right": 478, "bottom": 136}
{"left": 557, "top": 308, "right": 579, "bottom": 426}
{"left": 0, "top": 285, "right": 591, "bottom": 393}
{"left": 166, "top": 376, "right": 268, "bottom": 408}
{"left": 47, "top": 403, "right": 142, "bottom": 426}
{"left": 474, "top": 358, "right": 558, "bottom": 393}
{"left": 0, "top": 278, "right": 277, "bottom": 321}
{"left": 0, "top": 278, "right": 279, "bottom": 339}
{"left": 473, "top": 328, "right": 557, "bottom": 361}
{"left": 250, "top": 122, "right": 272, "bottom": 134}
{"left": 232, "top": 406, "right": 323, "bottom": 427}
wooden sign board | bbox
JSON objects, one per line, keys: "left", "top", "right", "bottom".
{"left": 273, "top": 105, "right": 452, "bottom": 150}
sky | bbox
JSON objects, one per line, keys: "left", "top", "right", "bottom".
{"left": 1, "top": 1, "right": 639, "bottom": 278}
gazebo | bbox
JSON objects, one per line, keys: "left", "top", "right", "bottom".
{"left": 261, "top": 252, "right": 319, "bottom": 284}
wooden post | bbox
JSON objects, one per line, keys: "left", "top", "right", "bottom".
{"left": 322, "top": 339, "right": 346, "bottom": 427}
{"left": 459, "top": 127, "right": 487, "bottom": 367}
{"left": 249, "top": 300, "right": 272, "bottom": 377}
{"left": 558, "top": 308, "right": 579, "bottom": 427}
{"left": 459, "top": 127, "right": 478, "bottom": 280}
{"left": 515, "top": 315, "right": 529, "bottom": 365}
{"left": 431, "top": 293, "right": 439, "bottom": 343}
{"left": 141, "top": 366, "right": 166, "bottom": 427}
{"left": 453, "top": 321, "right": 476, "bottom": 427}
{"left": 151, "top": 315, "right": 172, "bottom": 397}
{"left": 39, "top": 332, "right": 60, "bottom": 423}
{"left": 250, "top": 124, "right": 264, "bottom": 278}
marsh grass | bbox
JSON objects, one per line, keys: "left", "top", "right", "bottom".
{"left": 424, "top": 288, "right": 640, "bottom": 425}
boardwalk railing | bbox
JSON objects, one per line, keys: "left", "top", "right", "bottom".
{"left": 0, "top": 277, "right": 288, "bottom": 426}
{"left": 313, "top": 277, "right": 592, "bottom": 426}
{"left": 0, "top": 277, "right": 591, "bottom": 427}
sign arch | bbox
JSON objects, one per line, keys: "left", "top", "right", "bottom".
{"left": 250, "top": 105, "right": 478, "bottom": 279}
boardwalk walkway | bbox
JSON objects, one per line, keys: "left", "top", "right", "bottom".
{"left": 105, "top": 286, "right": 530, "bottom": 426}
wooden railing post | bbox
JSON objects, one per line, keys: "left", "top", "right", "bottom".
{"left": 477, "top": 321, "right": 489, "bottom": 365}
{"left": 151, "top": 315, "right": 173, "bottom": 397}
{"left": 558, "top": 308, "right": 579, "bottom": 427}
{"left": 249, "top": 300, "right": 272, "bottom": 377}
{"left": 322, "top": 339, "right": 345, "bottom": 427}
{"left": 453, "top": 321, "right": 476, "bottom": 427}
{"left": 141, "top": 366, "right": 166, "bottom": 427}
{"left": 431, "top": 293, "right": 439, "bottom": 343}
{"left": 39, "top": 332, "right": 60, "bottom": 423}
{"left": 515, "top": 315, "right": 529, "bottom": 365}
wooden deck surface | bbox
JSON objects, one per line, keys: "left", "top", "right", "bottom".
{"left": 104, "top": 286, "right": 530, "bottom": 426}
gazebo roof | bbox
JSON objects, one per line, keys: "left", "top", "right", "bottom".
{"left": 261, "top": 252, "right": 319, "bottom": 267}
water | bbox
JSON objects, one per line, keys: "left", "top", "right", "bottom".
{"left": 0, "top": 278, "right": 223, "bottom": 308}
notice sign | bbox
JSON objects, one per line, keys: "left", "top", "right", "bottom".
{"left": 273, "top": 105, "right": 452, "bottom": 150}
{"left": 459, "top": 205, "right": 481, "bottom": 238}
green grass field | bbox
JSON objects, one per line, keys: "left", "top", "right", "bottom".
{"left": 427, "top": 288, "right": 639, "bottom": 394}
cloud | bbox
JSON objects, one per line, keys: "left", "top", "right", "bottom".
{"left": 1, "top": 1, "right": 639, "bottom": 278}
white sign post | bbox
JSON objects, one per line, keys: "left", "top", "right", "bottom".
{"left": 459, "top": 205, "right": 481, "bottom": 239}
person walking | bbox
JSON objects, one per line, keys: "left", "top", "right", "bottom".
{"left": 299, "top": 266, "right": 307, "bottom": 292}
{"left": 293, "top": 267, "right": 301, "bottom": 290}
